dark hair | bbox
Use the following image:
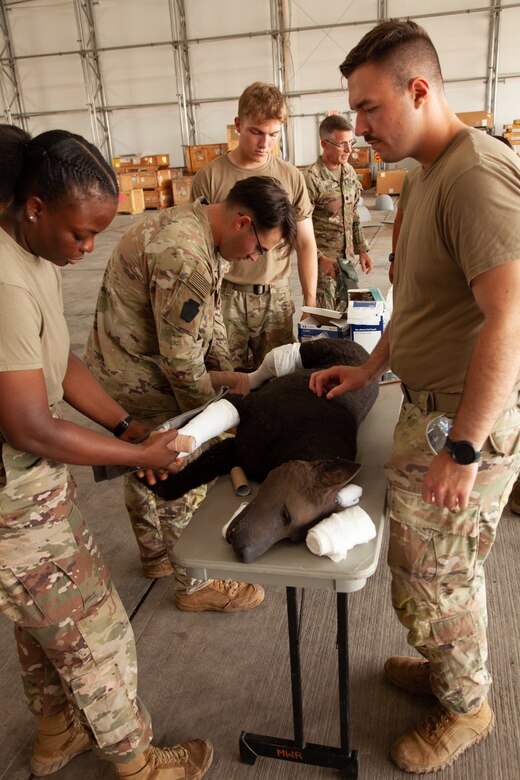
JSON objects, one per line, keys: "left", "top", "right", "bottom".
{"left": 225, "top": 176, "right": 297, "bottom": 253}
{"left": 340, "top": 19, "right": 443, "bottom": 92}
{"left": 319, "top": 115, "right": 353, "bottom": 139}
{"left": 492, "top": 134, "right": 514, "bottom": 150}
{"left": 0, "top": 124, "right": 118, "bottom": 209}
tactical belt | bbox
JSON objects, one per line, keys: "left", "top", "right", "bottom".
{"left": 222, "top": 279, "right": 290, "bottom": 295}
{"left": 402, "top": 383, "right": 520, "bottom": 415}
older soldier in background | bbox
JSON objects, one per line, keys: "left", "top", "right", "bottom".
{"left": 304, "top": 115, "right": 373, "bottom": 310}
{"left": 86, "top": 176, "right": 296, "bottom": 613}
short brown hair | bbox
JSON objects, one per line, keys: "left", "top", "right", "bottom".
{"left": 319, "top": 115, "right": 353, "bottom": 139}
{"left": 340, "top": 19, "right": 443, "bottom": 92}
{"left": 237, "top": 82, "right": 287, "bottom": 123}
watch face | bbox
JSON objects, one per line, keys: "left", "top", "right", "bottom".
{"left": 452, "top": 440, "right": 477, "bottom": 465}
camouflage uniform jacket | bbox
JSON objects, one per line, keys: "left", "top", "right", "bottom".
{"left": 85, "top": 199, "right": 233, "bottom": 419}
{"left": 304, "top": 158, "right": 369, "bottom": 261}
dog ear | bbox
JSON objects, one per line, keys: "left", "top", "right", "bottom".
{"left": 317, "top": 459, "right": 361, "bottom": 488}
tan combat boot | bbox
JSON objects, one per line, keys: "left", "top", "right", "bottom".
{"left": 175, "top": 579, "right": 265, "bottom": 612}
{"left": 390, "top": 700, "right": 494, "bottom": 773}
{"left": 30, "top": 705, "right": 91, "bottom": 776}
{"left": 142, "top": 556, "right": 174, "bottom": 579}
{"left": 113, "top": 740, "right": 213, "bottom": 779}
{"left": 384, "top": 655, "right": 435, "bottom": 697}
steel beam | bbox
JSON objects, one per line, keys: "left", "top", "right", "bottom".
{"left": 73, "top": 0, "right": 113, "bottom": 161}
{"left": 0, "top": 0, "right": 26, "bottom": 128}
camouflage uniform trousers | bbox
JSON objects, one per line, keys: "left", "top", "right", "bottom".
{"left": 384, "top": 400, "right": 520, "bottom": 714}
{"left": 316, "top": 261, "right": 359, "bottom": 311}
{"left": 124, "top": 475, "right": 207, "bottom": 593}
{"left": 0, "top": 441, "right": 151, "bottom": 762}
{"left": 221, "top": 281, "right": 295, "bottom": 370}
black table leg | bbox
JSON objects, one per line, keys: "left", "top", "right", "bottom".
{"left": 239, "top": 586, "right": 359, "bottom": 777}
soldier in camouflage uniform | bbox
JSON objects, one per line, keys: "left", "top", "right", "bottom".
{"left": 304, "top": 115, "right": 373, "bottom": 311}
{"left": 190, "top": 82, "right": 318, "bottom": 370}
{"left": 310, "top": 20, "right": 520, "bottom": 775}
{"left": 86, "top": 176, "right": 296, "bottom": 612}
{"left": 0, "top": 126, "right": 212, "bottom": 778}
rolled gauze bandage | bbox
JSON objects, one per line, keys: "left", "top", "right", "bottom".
{"left": 306, "top": 505, "right": 376, "bottom": 563}
{"left": 173, "top": 399, "right": 240, "bottom": 455}
{"left": 336, "top": 483, "right": 363, "bottom": 508}
{"left": 230, "top": 466, "right": 251, "bottom": 496}
{"left": 248, "top": 343, "right": 303, "bottom": 389}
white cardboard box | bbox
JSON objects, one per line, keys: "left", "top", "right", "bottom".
{"left": 298, "top": 315, "right": 350, "bottom": 342}
{"left": 349, "top": 317, "right": 384, "bottom": 353}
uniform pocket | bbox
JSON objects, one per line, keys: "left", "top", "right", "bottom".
{"left": 388, "top": 485, "right": 480, "bottom": 585}
{"left": 487, "top": 405, "right": 520, "bottom": 457}
{"left": 71, "top": 657, "right": 141, "bottom": 749}
{"left": 430, "top": 611, "right": 484, "bottom": 682}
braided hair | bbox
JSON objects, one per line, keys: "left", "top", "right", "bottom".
{"left": 0, "top": 124, "right": 118, "bottom": 209}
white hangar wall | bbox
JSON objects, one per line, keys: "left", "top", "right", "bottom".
{"left": 1, "top": 0, "right": 519, "bottom": 166}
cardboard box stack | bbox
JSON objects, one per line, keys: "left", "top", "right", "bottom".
{"left": 376, "top": 169, "right": 407, "bottom": 195}
{"left": 114, "top": 154, "right": 177, "bottom": 213}
{"left": 349, "top": 146, "right": 372, "bottom": 190}
{"left": 503, "top": 119, "right": 520, "bottom": 147}
{"left": 456, "top": 110, "right": 493, "bottom": 129}
{"left": 186, "top": 143, "right": 228, "bottom": 174}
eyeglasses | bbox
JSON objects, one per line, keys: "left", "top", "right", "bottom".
{"left": 250, "top": 220, "right": 265, "bottom": 256}
{"left": 324, "top": 138, "right": 357, "bottom": 151}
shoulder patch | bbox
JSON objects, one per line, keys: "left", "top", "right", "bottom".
{"left": 188, "top": 269, "right": 212, "bottom": 300}
{"left": 181, "top": 299, "right": 201, "bottom": 323}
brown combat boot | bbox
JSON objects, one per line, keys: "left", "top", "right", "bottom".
{"left": 384, "top": 656, "right": 435, "bottom": 697}
{"left": 30, "top": 705, "right": 91, "bottom": 776}
{"left": 175, "top": 579, "right": 265, "bottom": 612}
{"left": 142, "top": 556, "right": 174, "bottom": 579}
{"left": 510, "top": 477, "right": 520, "bottom": 514}
{"left": 390, "top": 700, "right": 494, "bottom": 773}
{"left": 113, "top": 740, "right": 213, "bottom": 779}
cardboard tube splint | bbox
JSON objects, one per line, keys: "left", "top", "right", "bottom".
{"left": 230, "top": 466, "right": 251, "bottom": 496}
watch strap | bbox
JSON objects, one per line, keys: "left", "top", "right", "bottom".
{"left": 113, "top": 415, "right": 134, "bottom": 438}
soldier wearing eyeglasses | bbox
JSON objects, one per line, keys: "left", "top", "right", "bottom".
{"left": 304, "top": 115, "right": 373, "bottom": 310}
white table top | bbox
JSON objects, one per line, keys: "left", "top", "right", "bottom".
{"left": 172, "top": 383, "right": 402, "bottom": 593}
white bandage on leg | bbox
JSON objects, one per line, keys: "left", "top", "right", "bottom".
{"left": 336, "top": 483, "right": 363, "bottom": 508}
{"left": 173, "top": 399, "right": 240, "bottom": 456}
{"left": 306, "top": 505, "right": 376, "bottom": 562}
{"left": 248, "top": 343, "right": 303, "bottom": 389}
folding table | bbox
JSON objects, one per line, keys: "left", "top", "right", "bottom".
{"left": 172, "top": 383, "right": 401, "bottom": 778}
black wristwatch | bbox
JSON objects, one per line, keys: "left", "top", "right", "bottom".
{"left": 444, "top": 437, "right": 482, "bottom": 465}
{"left": 113, "top": 415, "right": 133, "bottom": 438}
{"left": 388, "top": 252, "right": 395, "bottom": 263}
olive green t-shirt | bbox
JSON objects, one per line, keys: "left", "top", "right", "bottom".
{"left": 0, "top": 227, "right": 69, "bottom": 406}
{"left": 391, "top": 128, "right": 520, "bottom": 392}
{"left": 190, "top": 152, "right": 312, "bottom": 285}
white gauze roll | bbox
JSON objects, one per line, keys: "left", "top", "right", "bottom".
{"left": 336, "top": 483, "right": 363, "bottom": 508}
{"left": 248, "top": 343, "right": 303, "bottom": 389}
{"left": 174, "top": 399, "right": 240, "bottom": 455}
{"left": 306, "top": 505, "right": 376, "bottom": 563}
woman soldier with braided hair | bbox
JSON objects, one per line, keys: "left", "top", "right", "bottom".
{"left": 0, "top": 125, "right": 213, "bottom": 780}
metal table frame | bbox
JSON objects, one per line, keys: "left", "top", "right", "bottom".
{"left": 172, "top": 385, "right": 401, "bottom": 777}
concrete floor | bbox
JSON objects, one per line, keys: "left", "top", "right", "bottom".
{"left": 1, "top": 191, "right": 519, "bottom": 780}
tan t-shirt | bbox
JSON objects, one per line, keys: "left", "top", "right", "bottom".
{"left": 391, "top": 128, "right": 520, "bottom": 392}
{"left": 190, "top": 152, "right": 312, "bottom": 284}
{"left": 0, "top": 227, "right": 69, "bottom": 406}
